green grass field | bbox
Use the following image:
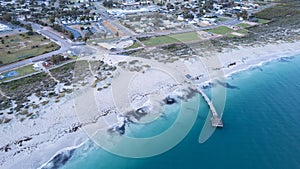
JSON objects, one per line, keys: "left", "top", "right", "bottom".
{"left": 205, "top": 26, "right": 233, "bottom": 35}
{"left": 218, "top": 17, "right": 229, "bottom": 22}
{"left": 227, "top": 34, "right": 239, "bottom": 38}
{"left": 0, "top": 64, "right": 37, "bottom": 82}
{"left": 170, "top": 32, "right": 200, "bottom": 42}
{"left": 237, "top": 23, "right": 252, "bottom": 28}
{"left": 0, "top": 33, "right": 60, "bottom": 65}
{"left": 141, "top": 32, "right": 200, "bottom": 47}
{"left": 257, "top": 18, "right": 271, "bottom": 24}
{"left": 236, "top": 29, "right": 249, "bottom": 34}
{"left": 126, "top": 42, "right": 142, "bottom": 49}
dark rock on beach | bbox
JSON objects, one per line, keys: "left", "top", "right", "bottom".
{"left": 163, "top": 96, "right": 176, "bottom": 105}
{"left": 107, "top": 122, "right": 126, "bottom": 135}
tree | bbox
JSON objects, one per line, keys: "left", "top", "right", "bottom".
{"left": 103, "top": 0, "right": 108, "bottom": 6}
{"left": 236, "top": 10, "right": 248, "bottom": 20}
{"left": 241, "top": 10, "right": 248, "bottom": 20}
{"left": 183, "top": 10, "right": 194, "bottom": 19}
{"left": 83, "top": 36, "right": 89, "bottom": 42}
{"left": 49, "top": 15, "right": 55, "bottom": 23}
{"left": 25, "top": 24, "right": 34, "bottom": 36}
{"left": 196, "top": 7, "right": 205, "bottom": 17}
{"left": 50, "top": 54, "right": 64, "bottom": 64}
{"left": 1, "top": 13, "right": 12, "bottom": 22}
{"left": 50, "top": 55, "right": 56, "bottom": 64}
{"left": 103, "top": 0, "right": 113, "bottom": 8}
{"left": 24, "top": 24, "right": 33, "bottom": 31}
{"left": 203, "top": 0, "right": 213, "bottom": 11}
{"left": 166, "top": 3, "right": 174, "bottom": 10}
{"left": 80, "top": 16, "right": 84, "bottom": 21}
{"left": 67, "top": 32, "right": 74, "bottom": 39}
{"left": 236, "top": 12, "right": 242, "bottom": 20}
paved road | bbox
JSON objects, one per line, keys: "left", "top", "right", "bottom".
{"left": 0, "top": 3, "right": 273, "bottom": 73}
{"left": 0, "top": 22, "right": 73, "bottom": 73}
{"left": 93, "top": 2, "right": 137, "bottom": 36}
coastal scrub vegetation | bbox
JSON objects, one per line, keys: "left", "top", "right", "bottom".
{"left": 255, "top": 2, "right": 300, "bottom": 20}
{"left": 209, "top": 2, "right": 300, "bottom": 49}
{"left": 0, "top": 72, "right": 56, "bottom": 113}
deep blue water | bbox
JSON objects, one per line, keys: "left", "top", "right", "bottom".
{"left": 60, "top": 54, "right": 300, "bottom": 169}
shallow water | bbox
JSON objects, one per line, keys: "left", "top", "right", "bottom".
{"left": 59, "top": 54, "right": 300, "bottom": 169}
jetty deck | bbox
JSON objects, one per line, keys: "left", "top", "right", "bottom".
{"left": 197, "top": 88, "right": 223, "bottom": 128}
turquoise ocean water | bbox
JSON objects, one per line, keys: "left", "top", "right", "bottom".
{"left": 59, "top": 54, "right": 300, "bottom": 169}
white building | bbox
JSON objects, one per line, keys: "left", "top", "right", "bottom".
{"left": 0, "top": 23, "right": 12, "bottom": 32}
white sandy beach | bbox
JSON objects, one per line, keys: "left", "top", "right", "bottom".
{"left": 1, "top": 40, "right": 300, "bottom": 169}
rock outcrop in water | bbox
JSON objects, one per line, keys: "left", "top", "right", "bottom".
{"left": 41, "top": 149, "right": 75, "bottom": 169}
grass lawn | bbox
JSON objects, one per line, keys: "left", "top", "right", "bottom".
{"left": 141, "top": 32, "right": 200, "bottom": 47}
{"left": 126, "top": 42, "right": 142, "bottom": 49}
{"left": 237, "top": 23, "right": 252, "bottom": 28}
{"left": 170, "top": 32, "right": 200, "bottom": 42}
{"left": 236, "top": 29, "right": 249, "bottom": 34}
{"left": 218, "top": 17, "right": 229, "bottom": 22}
{"left": 142, "top": 36, "right": 179, "bottom": 46}
{"left": 227, "top": 34, "right": 239, "bottom": 38}
{"left": 0, "top": 64, "right": 37, "bottom": 82}
{"left": 205, "top": 26, "right": 233, "bottom": 35}
{"left": 0, "top": 33, "right": 60, "bottom": 65}
{"left": 68, "top": 55, "right": 79, "bottom": 60}
{"left": 257, "top": 18, "right": 271, "bottom": 24}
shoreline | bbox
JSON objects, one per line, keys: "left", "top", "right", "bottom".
{"left": 37, "top": 139, "right": 89, "bottom": 169}
{"left": 217, "top": 41, "right": 300, "bottom": 80}
{"left": 1, "top": 40, "right": 300, "bottom": 169}
{"left": 41, "top": 41, "right": 300, "bottom": 169}
{"left": 42, "top": 40, "right": 300, "bottom": 168}
{"left": 225, "top": 54, "right": 298, "bottom": 78}
{"left": 227, "top": 56, "right": 300, "bottom": 78}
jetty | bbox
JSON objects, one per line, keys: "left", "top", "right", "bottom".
{"left": 197, "top": 88, "right": 223, "bottom": 128}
